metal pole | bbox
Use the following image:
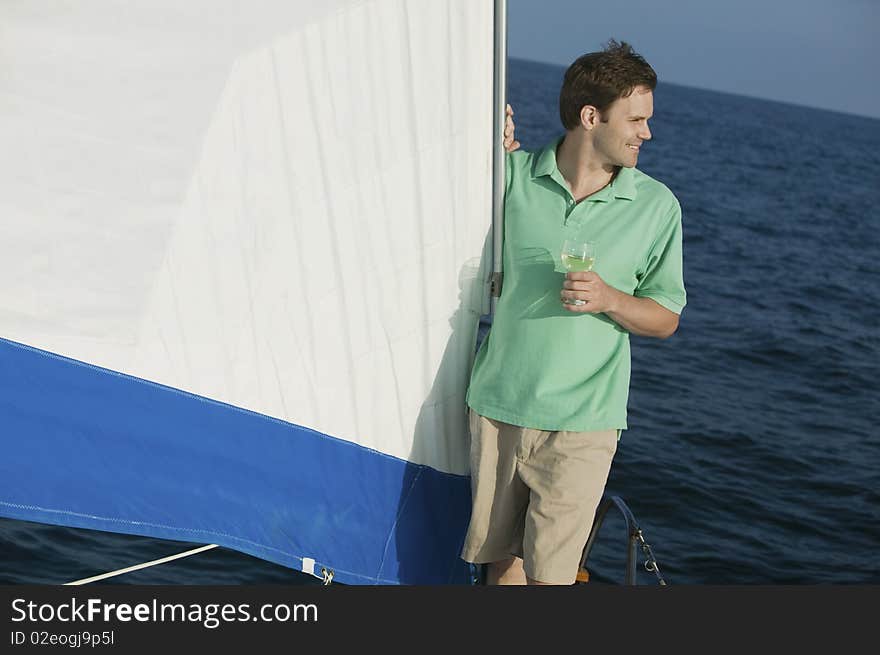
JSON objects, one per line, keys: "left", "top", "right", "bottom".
{"left": 489, "top": 0, "right": 507, "bottom": 314}
{"left": 626, "top": 531, "right": 638, "bottom": 585}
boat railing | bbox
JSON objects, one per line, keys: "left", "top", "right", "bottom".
{"left": 579, "top": 495, "right": 667, "bottom": 585}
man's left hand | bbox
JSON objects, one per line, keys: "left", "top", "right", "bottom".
{"left": 561, "top": 271, "right": 621, "bottom": 313}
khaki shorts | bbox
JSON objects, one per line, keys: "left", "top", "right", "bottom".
{"left": 460, "top": 410, "right": 618, "bottom": 585}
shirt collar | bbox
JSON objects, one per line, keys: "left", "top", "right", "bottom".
{"left": 532, "top": 137, "right": 637, "bottom": 202}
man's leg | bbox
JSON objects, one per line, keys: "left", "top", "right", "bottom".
{"left": 460, "top": 412, "right": 532, "bottom": 581}
{"left": 487, "top": 556, "right": 527, "bottom": 585}
{"left": 519, "top": 428, "right": 619, "bottom": 585}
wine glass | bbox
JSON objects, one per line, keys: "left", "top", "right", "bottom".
{"left": 560, "top": 239, "right": 596, "bottom": 306}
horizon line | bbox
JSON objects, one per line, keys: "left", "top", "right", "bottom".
{"left": 508, "top": 56, "right": 880, "bottom": 123}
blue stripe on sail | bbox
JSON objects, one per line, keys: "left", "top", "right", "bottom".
{"left": 0, "top": 337, "right": 473, "bottom": 585}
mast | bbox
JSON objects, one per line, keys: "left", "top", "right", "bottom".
{"left": 490, "top": 0, "right": 507, "bottom": 315}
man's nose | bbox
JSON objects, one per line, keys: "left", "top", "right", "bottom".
{"left": 640, "top": 123, "right": 652, "bottom": 141}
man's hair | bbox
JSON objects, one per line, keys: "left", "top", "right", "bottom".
{"left": 559, "top": 39, "right": 657, "bottom": 130}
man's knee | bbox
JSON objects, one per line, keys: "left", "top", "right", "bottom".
{"left": 487, "top": 556, "right": 526, "bottom": 585}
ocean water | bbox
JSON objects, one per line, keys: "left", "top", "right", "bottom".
{"left": 2, "top": 58, "right": 878, "bottom": 585}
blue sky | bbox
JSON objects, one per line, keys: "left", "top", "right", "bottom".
{"left": 508, "top": 0, "right": 879, "bottom": 119}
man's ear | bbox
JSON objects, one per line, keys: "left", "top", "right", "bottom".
{"left": 580, "top": 105, "right": 599, "bottom": 130}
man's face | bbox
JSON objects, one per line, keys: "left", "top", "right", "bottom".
{"left": 592, "top": 85, "right": 654, "bottom": 168}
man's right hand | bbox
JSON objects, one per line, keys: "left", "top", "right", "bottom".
{"left": 504, "top": 104, "right": 520, "bottom": 153}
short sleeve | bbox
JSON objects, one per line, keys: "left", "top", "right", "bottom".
{"left": 634, "top": 199, "right": 687, "bottom": 315}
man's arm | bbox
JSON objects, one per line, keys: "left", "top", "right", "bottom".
{"left": 561, "top": 271, "right": 679, "bottom": 338}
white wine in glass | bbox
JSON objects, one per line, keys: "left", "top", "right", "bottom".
{"left": 561, "top": 239, "right": 596, "bottom": 306}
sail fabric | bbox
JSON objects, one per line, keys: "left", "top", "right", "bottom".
{"left": 0, "top": 0, "right": 494, "bottom": 584}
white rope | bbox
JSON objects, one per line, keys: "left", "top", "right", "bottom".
{"left": 64, "top": 544, "right": 219, "bottom": 585}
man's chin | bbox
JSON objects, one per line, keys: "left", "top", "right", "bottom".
{"left": 616, "top": 152, "right": 639, "bottom": 168}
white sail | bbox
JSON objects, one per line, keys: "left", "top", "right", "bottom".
{"left": 0, "top": 0, "right": 495, "bottom": 584}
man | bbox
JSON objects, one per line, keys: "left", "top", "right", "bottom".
{"left": 461, "top": 40, "right": 686, "bottom": 585}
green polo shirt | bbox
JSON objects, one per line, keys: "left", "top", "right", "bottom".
{"left": 466, "top": 138, "right": 686, "bottom": 432}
